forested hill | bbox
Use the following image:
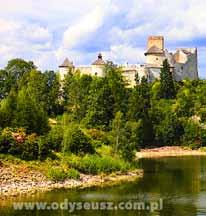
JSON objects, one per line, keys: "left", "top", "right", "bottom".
{"left": 0, "top": 58, "right": 206, "bottom": 163}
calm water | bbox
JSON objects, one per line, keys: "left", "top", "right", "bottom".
{"left": 1, "top": 156, "right": 206, "bottom": 216}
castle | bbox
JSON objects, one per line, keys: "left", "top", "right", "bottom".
{"left": 59, "top": 36, "right": 198, "bottom": 85}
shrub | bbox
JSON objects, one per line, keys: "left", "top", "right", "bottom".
{"left": 67, "top": 154, "right": 130, "bottom": 174}
{"left": 200, "top": 128, "right": 206, "bottom": 147}
{"left": 63, "top": 125, "right": 94, "bottom": 155}
{"left": 0, "top": 128, "right": 52, "bottom": 161}
{"left": 119, "top": 121, "right": 142, "bottom": 161}
{"left": 0, "top": 128, "right": 18, "bottom": 154}
{"left": 182, "top": 119, "right": 201, "bottom": 148}
{"left": 154, "top": 113, "right": 183, "bottom": 146}
{"left": 67, "top": 168, "right": 80, "bottom": 180}
{"left": 37, "top": 136, "right": 51, "bottom": 160}
{"left": 199, "top": 108, "right": 206, "bottom": 123}
{"left": 47, "top": 167, "right": 67, "bottom": 181}
{"left": 199, "top": 147, "right": 206, "bottom": 152}
{"left": 47, "top": 125, "right": 63, "bottom": 151}
{"left": 87, "top": 128, "right": 110, "bottom": 145}
{"left": 96, "top": 145, "right": 113, "bottom": 156}
{"left": 20, "top": 138, "right": 39, "bottom": 160}
{"left": 0, "top": 128, "right": 39, "bottom": 160}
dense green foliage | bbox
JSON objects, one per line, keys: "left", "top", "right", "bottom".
{"left": 160, "top": 59, "right": 176, "bottom": 99}
{"left": 66, "top": 154, "right": 130, "bottom": 174}
{"left": 47, "top": 166, "right": 80, "bottom": 181}
{"left": 0, "top": 58, "right": 206, "bottom": 167}
{"left": 62, "top": 124, "right": 95, "bottom": 155}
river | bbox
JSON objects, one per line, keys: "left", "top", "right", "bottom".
{"left": 1, "top": 156, "right": 206, "bottom": 215}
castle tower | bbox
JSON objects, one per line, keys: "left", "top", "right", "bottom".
{"left": 145, "top": 36, "right": 165, "bottom": 66}
{"left": 147, "top": 36, "right": 164, "bottom": 50}
{"left": 91, "top": 53, "right": 106, "bottom": 76}
{"left": 59, "top": 58, "right": 74, "bottom": 80}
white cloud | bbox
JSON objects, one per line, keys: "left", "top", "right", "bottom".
{"left": 103, "top": 44, "right": 145, "bottom": 64}
{"left": 0, "top": 0, "right": 205, "bottom": 77}
{"left": 122, "top": 0, "right": 206, "bottom": 42}
{"left": 62, "top": 6, "right": 104, "bottom": 49}
{"left": 0, "top": 18, "right": 53, "bottom": 69}
{"left": 61, "top": 0, "right": 112, "bottom": 50}
{"left": 0, "top": 19, "right": 21, "bottom": 33}
{"left": 24, "top": 26, "right": 52, "bottom": 42}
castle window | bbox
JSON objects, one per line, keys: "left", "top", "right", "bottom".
{"left": 181, "top": 66, "right": 183, "bottom": 70}
{"left": 156, "top": 58, "right": 158, "bottom": 60}
{"left": 95, "top": 72, "right": 98, "bottom": 76}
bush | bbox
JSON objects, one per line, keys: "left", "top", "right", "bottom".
{"left": 199, "top": 147, "right": 206, "bottom": 152}
{"left": 200, "top": 128, "right": 206, "bottom": 147}
{"left": 0, "top": 128, "right": 17, "bottom": 154}
{"left": 63, "top": 125, "right": 94, "bottom": 155}
{"left": 47, "top": 125, "right": 63, "bottom": 151}
{"left": 119, "top": 121, "right": 142, "bottom": 161}
{"left": 154, "top": 113, "right": 183, "bottom": 146}
{"left": 37, "top": 136, "right": 51, "bottom": 160}
{"left": 47, "top": 167, "right": 67, "bottom": 181}
{"left": 96, "top": 145, "right": 113, "bottom": 156}
{"left": 86, "top": 129, "right": 110, "bottom": 145}
{"left": 67, "top": 154, "right": 130, "bottom": 175}
{"left": 0, "top": 128, "right": 51, "bottom": 161}
{"left": 20, "top": 138, "right": 39, "bottom": 160}
{"left": 199, "top": 108, "right": 206, "bottom": 122}
{"left": 67, "top": 168, "right": 80, "bottom": 180}
{"left": 182, "top": 119, "right": 201, "bottom": 148}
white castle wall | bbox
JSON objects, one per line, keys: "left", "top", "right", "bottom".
{"left": 59, "top": 67, "right": 69, "bottom": 80}
{"left": 91, "top": 65, "right": 105, "bottom": 77}
{"left": 75, "top": 66, "right": 92, "bottom": 75}
{"left": 121, "top": 64, "right": 147, "bottom": 86}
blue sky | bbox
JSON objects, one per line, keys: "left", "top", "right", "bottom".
{"left": 0, "top": 0, "right": 205, "bottom": 78}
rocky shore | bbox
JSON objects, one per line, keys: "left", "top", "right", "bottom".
{"left": 0, "top": 163, "right": 143, "bottom": 199}
{"left": 136, "top": 146, "right": 206, "bottom": 158}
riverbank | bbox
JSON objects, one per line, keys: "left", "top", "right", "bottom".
{"left": 0, "top": 160, "right": 143, "bottom": 199}
{"left": 2, "top": 146, "right": 204, "bottom": 199}
{"left": 136, "top": 146, "right": 206, "bottom": 158}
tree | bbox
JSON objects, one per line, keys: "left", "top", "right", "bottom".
{"left": 0, "top": 69, "right": 11, "bottom": 99}
{"left": 84, "top": 77, "right": 114, "bottom": 130}
{"left": 160, "top": 59, "right": 176, "bottom": 99}
{"left": 111, "top": 111, "right": 124, "bottom": 154}
{"left": 14, "top": 87, "right": 49, "bottom": 134}
{"left": 1, "top": 59, "right": 36, "bottom": 98}
{"left": 104, "top": 62, "right": 128, "bottom": 114}
{"left": 182, "top": 119, "right": 201, "bottom": 148}
{"left": 127, "top": 76, "right": 153, "bottom": 147}
{"left": 63, "top": 72, "right": 93, "bottom": 121}
{"left": 0, "top": 90, "right": 17, "bottom": 128}
{"left": 111, "top": 112, "right": 141, "bottom": 161}
{"left": 62, "top": 124, "right": 94, "bottom": 155}
{"left": 128, "top": 76, "right": 150, "bottom": 120}
{"left": 42, "top": 71, "right": 61, "bottom": 116}
{"left": 119, "top": 121, "right": 142, "bottom": 161}
{"left": 154, "top": 112, "right": 183, "bottom": 146}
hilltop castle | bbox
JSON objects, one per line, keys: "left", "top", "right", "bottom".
{"left": 59, "top": 36, "right": 198, "bottom": 85}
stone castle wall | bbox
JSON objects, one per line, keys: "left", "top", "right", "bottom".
{"left": 59, "top": 36, "right": 198, "bottom": 86}
{"left": 147, "top": 36, "right": 164, "bottom": 50}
